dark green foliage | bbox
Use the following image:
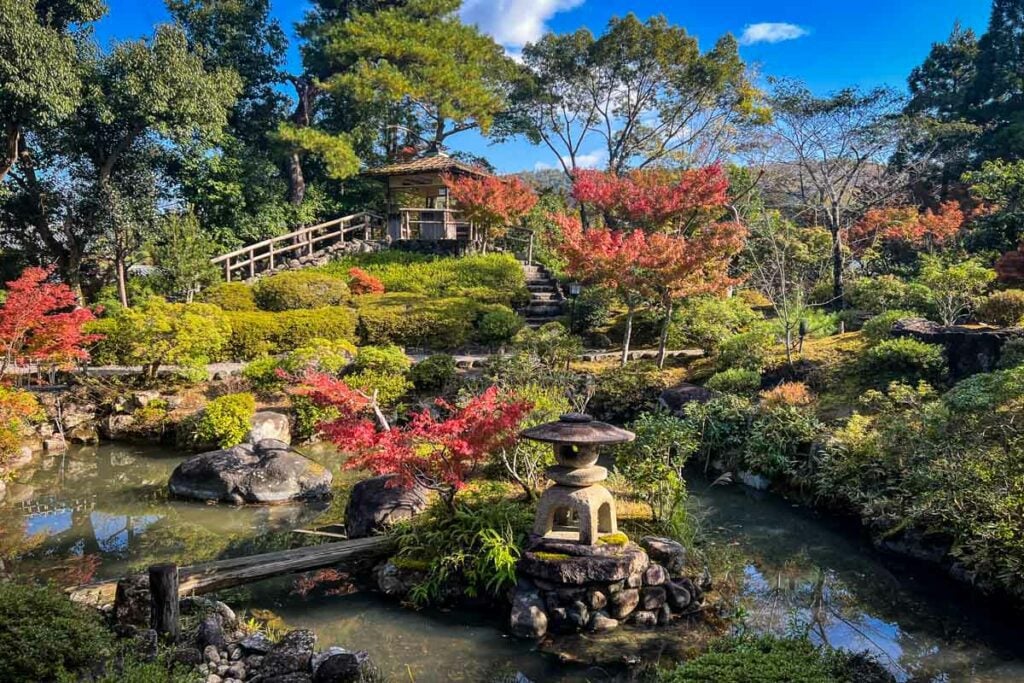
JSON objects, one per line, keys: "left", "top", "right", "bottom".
{"left": 354, "top": 293, "right": 485, "bottom": 349}
{"left": 860, "top": 338, "right": 947, "bottom": 387}
{"left": 744, "top": 404, "right": 824, "bottom": 480}
{"left": 477, "top": 307, "right": 524, "bottom": 346}
{"left": 589, "top": 363, "right": 668, "bottom": 424}
{"left": 999, "top": 339, "right": 1024, "bottom": 369}
{"left": 861, "top": 310, "right": 920, "bottom": 345}
{"left": 199, "top": 282, "right": 258, "bottom": 311}
{"left": 683, "top": 395, "right": 754, "bottom": 469}
{"left": 0, "top": 583, "right": 113, "bottom": 682}
{"left": 659, "top": 635, "right": 892, "bottom": 683}
{"left": 569, "top": 286, "right": 615, "bottom": 335}
{"left": 615, "top": 411, "right": 696, "bottom": 526}
{"left": 716, "top": 324, "right": 775, "bottom": 371}
{"left": 253, "top": 271, "right": 350, "bottom": 311}
{"left": 845, "top": 276, "right": 934, "bottom": 316}
{"left": 705, "top": 368, "right": 762, "bottom": 395}
{"left": 410, "top": 354, "right": 459, "bottom": 392}
{"left": 512, "top": 322, "right": 582, "bottom": 369}
{"left": 669, "top": 295, "right": 762, "bottom": 354}
{"left": 389, "top": 491, "right": 534, "bottom": 606}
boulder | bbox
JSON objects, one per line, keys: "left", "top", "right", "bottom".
{"left": 247, "top": 411, "right": 292, "bottom": 445}
{"left": 891, "top": 318, "right": 1024, "bottom": 380}
{"left": 344, "top": 474, "right": 429, "bottom": 539}
{"left": 168, "top": 439, "right": 332, "bottom": 504}
{"left": 312, "top": 648, "right": 372, "bottom": 683}
{"left": 665, "top": 580, "right": 692, "bottom": 611}
{"left": 629, "top": 610, "right": 658, "bottom": 628}
{"left": 518, "top": 539, "right": 649, "bottom": 586}
{"left": 261, "top": 630, "right": 317, "bottom": 678}
{"left": 640, "top": 586, "right": 667, "bottom": 611}
{"left": 510, "top": 581, "right": 548, "bottom": 639}
{"left": 640, "top": 536, "right": 687, "bottom": 576}
{"left": 643, "top": 563, "right": 667, "bottom": 586}
{"left": 658, "top": 383, "right": 715, "bottom": 416}
{"left": 588, "top": 611, "right": 618, "bottom": 632}
{"left": 607, "top": 588, "right": 639, "bottom": 619}
{"left": 68, "top": 424, "right": 99, "bottom": 444}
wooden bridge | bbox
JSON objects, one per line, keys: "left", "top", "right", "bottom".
{"left": 68, "top": 535, "right": 393, "bottom": 606}
{"left": 211, "top": 211, "right": 384, "bottom": 282}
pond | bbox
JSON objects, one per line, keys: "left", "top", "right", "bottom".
{"left": 1, "top": 443, "right": 1022, "bottom": 682}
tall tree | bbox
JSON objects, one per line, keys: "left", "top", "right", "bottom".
{"left": 762, "top": 80, "right": 910, "bottom": 306}
{"left": 970, "top": 0, "right": 1024, "bottom": 159}
{"left": 0, "top": 0, "right": 104, "bottom": 181}
{"left": 317, "top": 0, "right": 515, "bottom": 152}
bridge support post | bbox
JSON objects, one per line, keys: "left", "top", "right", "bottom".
{"left": 149, "top": 563, "right": 180, "bottom": 643}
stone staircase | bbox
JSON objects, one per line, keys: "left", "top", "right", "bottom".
{"left": 521, "top": 262, "right": 565, "bottom": 328}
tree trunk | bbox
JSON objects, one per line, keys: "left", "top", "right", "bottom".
{"left": 285, "top": 76, "right": 318, "bottom": 207}
{"left": 115, "top": 257, "right": 129, "bottom": 308}
{"left": 656, "top": 300, "right": 674, "bottom": 369}
{"left": 621, "top": 305, "right": 635, "bottom": 367}
{"left": 0, "top": 124, "right": 18, "bottom": 182}
{"left": 285, "top": 152, "right": 306, "bottom": 206}
{"left": 830, "top": 222, "right": 845, "bottom": 310}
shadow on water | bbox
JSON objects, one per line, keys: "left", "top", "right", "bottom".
{"left": 2, "top": 445, "right": 1024, "bottom": 681}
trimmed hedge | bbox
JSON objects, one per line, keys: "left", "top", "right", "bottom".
{"left": 253, "top": 271, "right": 350, "bottom": 311}
{"left": 224, "top": 307, "right": 358, "bottom": 360}
{"left": 354, "top": 293, "right": 482, "bottom": 349}
{"left": 198, "top": 282, "right": 257, "bottom": 311}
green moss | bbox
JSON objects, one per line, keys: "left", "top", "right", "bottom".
{"left": 597, "top": 532, "right": 630, "bottom": 546}
{"left": 532, "top": 551, "right": 572, "bottom": 561}
{"left": 392, "top": 557, "right": 432, "bottom": 572}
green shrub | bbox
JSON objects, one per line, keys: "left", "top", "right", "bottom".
{"left": 570, "top": 286, "right": 615, "bottom": 335}
{"left": 860, "top": 337, "right": 947, "bottom": 386}
{"left": 659, "top": 635, "right": 889, "bottom": 683}
{"left": 291, "top": 395, "right": 338, "bottom": 442}
{"left": 189, "top": 393, "right": 256, "bottom": 448}
{"left": 846, "top": 275, "right": 933, "bottom": 315}
{"left": 410, "top": 354, "right": 459, "bottom": 392}
{"left": 346, "top": 369, "right": 412, "bottom": 408}
{"left": 669, "top": 295, "right": 762, "bottom": 353}
{"left": 589, "top": 363, "right": 668, "bottom": 424}
{"left": 353, "top": 344, "right": 411, "bottom": 374}
{"left": 861, "top": 310, "right": 920, "bottom": 345}
{"left": 0, "top": 583, "right": 113, "bottom": 682}
{"left": 354, "top": 293, "right": 478, "bottom": 349}
{"left": 743, "top": 404, "right": 824, "bottom": 479}
{"left": 716, "top": 323, "right": 775, "bottom": 371}
{"left": 94, "top": 298, "right": 230, "bottom": 380}
{"left": 253, "top": 271, "right": 349, "bottom": 311}
{"left": 243, "top": 356, "right": 282, "bottom": 393}
{"left": 199, "top": 282, "right": 257, "bottom": 311}
{"left": 244, "top": 339, "right": 357, "bottom": 393}
{"left": 977, "top": 289, "right": 1024, "bottom": 327}
{"left": 477, "top": 306, "right": 524, "bottom": 346}
{"left": 224, "top": 307, "right": 358, "bottom": 360}
{"left": 705, "top": 368, "right": 762, "bottom": 395}
{"left": 389, "top": 491, "right": 534, "bottom": 606}
{"left": 682, "top": 394, "right": 753, "bottom": 469}
{"left": 512, "top": 322, "right": 582, "bottom": 368}
{"left": 615, "top": 412, "right": 697, "bottom": 527}
{"left": 999, "top": 339, "right": 1024, "bottom": 369}
{"left": 321, "top": 252, "right": 528, "bottom": 306}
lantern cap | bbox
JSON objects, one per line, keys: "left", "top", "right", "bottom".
{"left": 520, "top": 413, "right": 635, "bottom": 445}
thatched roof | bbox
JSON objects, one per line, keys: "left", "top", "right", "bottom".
{"left": 362, "top": 153, "right": 490, "bottom": 178}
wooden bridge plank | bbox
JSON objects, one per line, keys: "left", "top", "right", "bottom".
{"left": 67, "top": 535, "right": 393, "bottom": 607}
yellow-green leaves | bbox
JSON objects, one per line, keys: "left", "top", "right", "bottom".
{"left": 272, "top": 122, "right": 360, "bottom": 181}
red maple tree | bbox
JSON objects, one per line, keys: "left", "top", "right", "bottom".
{"left": 347, "top": 267, "right": 385, "bottom": 295}
{"left": 848, "top": 201, "right": 964, "bottom": 255}
{"left": 443, "top": 173, "right": 538, "bottom": 246}
{"left": 294, "top": 373, "right": 532, "bottom": 512}
{"left": 0, "top": 267, "right": 101, "bottom": 376}
{"left": 572, "top": 166, "right": 730, "bottom": 231}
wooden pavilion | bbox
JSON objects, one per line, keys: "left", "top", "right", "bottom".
{"left": 362, "top": 153, "right": 490, "bottom": 243}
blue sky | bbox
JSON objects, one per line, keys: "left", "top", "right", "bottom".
{"left": 94, "top": 0, "right": 993, "bottom": 173}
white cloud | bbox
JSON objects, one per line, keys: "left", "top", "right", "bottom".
{"left": 738, "top": 22, "right": 809, "bottom": 46}
{"left": 533, "top": 148, "right": 607, "bottom": 172}
{"left": 460, "top": 0, "right": 584, "bottom": 49}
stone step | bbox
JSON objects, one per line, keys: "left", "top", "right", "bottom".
{"left": 530, "top": 292, "right": 559, "bottom": 302}
{"left": 525, "top": 304, "right": 563, "bottom": 316}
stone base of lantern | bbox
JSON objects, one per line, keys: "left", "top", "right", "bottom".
{"left": 510, "top": 536, "right": 703, "bottom": 639}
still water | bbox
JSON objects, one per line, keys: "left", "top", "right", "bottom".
{"left": 1, "top": 443, "right": 1022, "bottom": 681}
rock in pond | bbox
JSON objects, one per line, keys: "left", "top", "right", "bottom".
{"left": 344, "top": 474, "right": 429, "bottom": 538}
{"left": 247, "top": 411, "right": 291, "bottom": 445}
{"left": 169, "top": 439, "right": 332, "bottom": 504}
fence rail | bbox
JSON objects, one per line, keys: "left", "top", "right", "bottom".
{"left": 210, "top": 211, "right": 383, "bottom": 281}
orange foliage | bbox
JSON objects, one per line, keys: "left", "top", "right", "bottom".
{"left": 759, "top": 382, "right": 814, "bottom": 408}
{"left": 848, "top": 201, "right": 964, "bottom": 254}
{"left": 348, "top": 267, "right": 385, "bottom": 295}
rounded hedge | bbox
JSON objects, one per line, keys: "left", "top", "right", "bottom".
{"left": 253, "top": 271, "right": 349, "bottom": 311}
{"left": 199, "top": 282, "right": 257, "bottom": 311}
{"left": 706, "top": 368, "right": 762, "bottom": 395}
{"left": 409, "top": 354, "right": 458, "bottom": 392}
{"left": 977, "top": 289, "right": 1024, "bottom": 328}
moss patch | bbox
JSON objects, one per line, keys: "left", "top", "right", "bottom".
{"left": 597, "top": 532, "right": 629, "bottom": 546}
{"left": 532, "top": 551, "right": 572, "bottom": 562}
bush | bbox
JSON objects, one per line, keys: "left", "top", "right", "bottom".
{"left": 291, "top": 395, "right": 338, "bottom": 442}
{"left": 846, "top": 275, "right": 933, "bottom": 315}
{"left": 346, "top": 369, "right": 412, "bottom": 408}
{"left": 0, "top": 386, "right": 42, "bottom": 476}
{"left": 477, "top": 307, "right": 524, "bottom": 347}
{"left": 977, "top": 289, "right": 1024, "bottom": 327}
{"left": 198, "top": 282, "right": 257, "bottom": 311}
{"left": 589, "top": 364, "right": 668, "bottom": 424}
{"left": 353, "top": 344, "right": 411, "bottom": 375}
{"left": 659, "top": 635, "right": 889, "bottom": 683}
{"left": 861, "top": 310, "right": 919, "bottom": 345}
{"left": 716, "top": 324, "right": 775, "bottom": 371}
{"left": 999, "top": 339, "right": 1024, "bottom": 369}
{"left": 189, "top": 393, "right": 256, "bottom": 448}
{"left": 95, "top": 298, "right": 230, "bottom": 380}
{"left": 743, "top": 404, "right": 824, "bottom": 479}
{"left": 860, "top": 337, "right": 947, "bottom": 387}
{"left": 410, "top": 354, "right": 458, "bottom": 393}
{"left": 682, "top": 394, "right": 753, "bottom": 468}
{"left": 354, "top": 293, "right": 479, "bottom": 349}
{"left": 347, "top": 267, "right": 385, "bottom": 295}
{"left": 253, "top": 271, "right": 349, "bottom": 311}
{"left": 512, "top": 322, "right": 582, "bottom": 368}
{"left": 243, "top": 339, "right": 357, "bottom": 393}
{"left": 0, "top": 582, "right": 113, "bottom": 682}
{"left": 570, "top": 286, "right": 615, "bottom": 335}
{"left": 760, "top": 381, "right": 813, "bottom": 408}
{"left": 705, "top": 368, "right": 762, "bottom": 395}
{"left": 615, "top": 411, "right": 696, "bottom": 526}
{"left": 669, "top": 295, "right": 762, "bottom": 354}
{"left": 224, "top": 307, "right": 358, "bottom": 360}
{"left": 321, "top": 252, "right": 528, "bottom": 306}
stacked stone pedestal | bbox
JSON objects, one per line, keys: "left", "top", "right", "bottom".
{"left": 510, "top": 535, "right": 702, "bottom": 639}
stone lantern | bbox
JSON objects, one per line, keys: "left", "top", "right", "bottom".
{"left": 520, "top": 413, "right": 634, "bottom": 545}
